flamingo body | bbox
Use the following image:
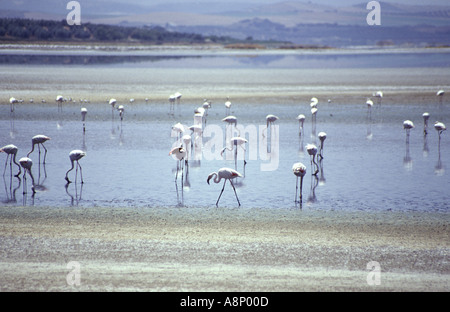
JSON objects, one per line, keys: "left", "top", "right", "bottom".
{"left": 65, "top": 150, "right": 85, "bottom": 183}
{"left": 207, "top": 168, "right": 242, "bottom": 206}
{"left": 0, "top": 144, "right": 21, "bottom": 176}
{"left": 27, "top": 135, "right": 51, "bottom": 163}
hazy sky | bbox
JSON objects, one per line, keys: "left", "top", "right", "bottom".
{"left": 124, "top": 0, "right": 450, "bottom": 5}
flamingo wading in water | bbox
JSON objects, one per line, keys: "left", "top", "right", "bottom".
{"left": 0, "top": 144, "right": 21, "bottom": 177}
{"left": 435, "top": 121, "right": 446, "bottom": 149}
{"left": 292, "top": 162, "right": 306, "bottom": 204}
{"left": 306, "top": 144, "right": 319, "bottom": 175}
{"left": 403, "top": 120, "right": 414, "bottom": 143}
{"left": 27, "top": 135, "right": 51, "bottom": 164}
{"left": 19, "top": 157, "right": 35, "bottom": 194}
{"left": 65, "top": 150, "right": 86, "bottom": 184}
{"left": 207, "top": 168, "right": 242, "bottom": 206}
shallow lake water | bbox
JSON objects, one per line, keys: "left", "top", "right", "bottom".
{"left": 1, "top": 47, "right": 449, "bottom": 212}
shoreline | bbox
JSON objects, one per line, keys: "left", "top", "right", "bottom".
{"left": 0, "top": 206, "right": 448, "bottom": 291}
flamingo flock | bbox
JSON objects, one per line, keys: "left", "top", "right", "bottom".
{"left": 2, "top": 88, "right": 447, "bottom": 207}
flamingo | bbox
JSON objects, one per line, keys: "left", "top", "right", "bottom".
{"left": 292, "top": 162, "right": 306, "bottom": 204}
{"left": 117, "top": 105, "right": 125, "bottom": 122}
{"left": 366, "top": 99, "right": 373, "bottom": 119}
{"left": 310, "top": 97, "right": 318, "bottom": 108}
{"left": 422, "top": 112, "right": 430, "bottom": 135}
{"left": 27, "top": 135, "right": 51, "bottom": 164}
{"left": 65, "top": 150, "right": 86, "bottom": 184}
{"left": 9, "top": 97, "right": 18, "bottom": 112}
{"left": 437, "top": 89, "right": 444, "bottom": 104}
{"left": 223, "top": 115, "right": 238, "bottom": 137}
{"left": 403, "top": 120, "right": 414, "bottom": 143}
{"left": 172, "top": 122, "right": 185, "bottom": 142}
{"left": 19, "top": 157, "right": 35, "bottom": 194}
{"left": 56, "top": 95, "right": 64, "bottom": 112}
{"left": 207, "top": 168, "right": 242, "bottom": 206}
{"left": 174, "top": 92, "right": 182, "bottom": 105}
{"left": 306, "top": 144, "right": 319, "bottom": 175}
{"left": 81, "top": 107, "right": 87, "bottom": 132}
{"left": 266, "top": 114, "right": 278, "bottom": 130}
{"left": 296, "top": 114, "right": 306, "bottom": 136}
{"left": 169, "top": 94, "right": 176, "bottom": 113}
{"left": 109, "top": 98, "right": 117, "bottom": 118}
{"left": 221, "top": 136, "right": 248, "bottom": 172}
{"left": 318, "top": 132, "right": 327, "bottom": 159}
{"left": 374, "top": 91, "right": 383, "bottom": 105}
{"left": 225, "top": 96, "right": 232, "bottom": 115}
{"left": 0, "top": 144, "right": 21, "bottom": 177}
{"left": 435, "top": 121, "right": 446, "bottom": 148}
{"left": 169, "top": 145, "right": 187, "bottom": 187}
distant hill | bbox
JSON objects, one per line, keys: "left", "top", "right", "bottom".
{"left": 1, "top": 1, "right": 450, "bottom": 47}
{"left": 0, "top": 18, "right": 236, "bottom": 45}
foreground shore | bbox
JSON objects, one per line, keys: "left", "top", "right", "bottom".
{"left": 0, "top": 206, "right": 448, "bottom": 291}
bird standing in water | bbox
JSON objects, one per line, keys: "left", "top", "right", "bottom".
{"left": 65, "top": 150, "right": 86, "bottom": 184}
{"left": 27, "top": 135, "right": 51, "bottom": 164}
{"left": 292, "top": 162, "right": 306, "bottom": 204}
{"left": 0, "top": 144, "right": 21, "bottom": 177}
{"left": 207, "top": 168, "right": 242, "bottom": 207}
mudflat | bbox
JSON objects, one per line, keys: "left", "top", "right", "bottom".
{"left": 0, "top": 206, "right": 448, "bottom": 291}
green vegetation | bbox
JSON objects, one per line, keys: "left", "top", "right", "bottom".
{"left": 0, "top": 18, "right": 237, "bottom": 45}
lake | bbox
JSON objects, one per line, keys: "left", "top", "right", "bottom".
{"left": 1, "top": 46, "right": 449, "bottom": 211}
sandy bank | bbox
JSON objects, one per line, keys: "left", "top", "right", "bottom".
{"left": 0, "top": 206, "right": 448, "bottom": 291}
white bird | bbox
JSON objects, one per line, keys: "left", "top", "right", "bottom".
{"left": 169, "top": 94, "right": 176, "bottom": 114}
{"left": 207, "top": 168, "right": 242, "bottom": 206}
{"left": 222, "top": 115, "right": 237, "bottom": 126}
{"left": 109, "top": 98, "right": 117, "bottom": 117}
{"left": 223, "top": 115, "right": 238, "bottom": 136}
{"left": 169, "top": 145, "right": 187, "bottom": 184}
{"left": 172, "top": 122, "right": 185, "bottom": 141}
{"left": 27, "top": 135, "right": 51, "bottom": 164}
{"left": 56, "top": 95, "right": 64, "bottom": 111}
{"left": 297, "top": 114, "right": 306, "bottom": 136}
{"left": 374, "top": 91, "right": 383, "bottom": 105}
{"left": 266, "top": 114, "right": 279, "bottom": 128}
{"left": 19, "top": 157, "right": 35, "bottom": 194}
{"left": 318, "top": 132, "right": 327, "bottom": 159}
{"left": 437, "top": 90, "right": 444, "bottom": 97}
{"left": 117, "top": 105, "right": 125, "bottom": 122}
{"left": 0, "top": 144, "right": 21, "bottom": 177}
{"left": 366, "top": 98, "right": 373, "bottom": 117}
{"left": 292, "top": 162, "right": 307, "bottom": 204}
{"left": 423, "top": 112, "right": 430, "bottom": 135}
{"left": 81, "top": 107, "right": 87, "bottom": 132}
{"left": 310, "top": 97, "right": 318, "bottom": 108}
{"left": 221, "top": 136, "right": 248, "bottom": 172}
{"left": 9, "top": 97, "right": 18, "bottom": 112}
{"left": 65, "top": 150, "right": 86, "bottom": 184}
{"left": 306, "top": 144, "right": 319, "bottom": 175}
{"left": 435, "top": 121, "right": 446, "bottom": 147}
{"left": 403, "top": 120, "right": 414, "bottom": 143}
{"left": 225, "top": 96, "right": 232, "bottom": 115}
{"left": 174, "top": 92, "right": 182, "bottom": 104}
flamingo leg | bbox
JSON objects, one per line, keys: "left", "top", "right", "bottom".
{"left": 3, "top": 154, "right": 10, "bottom": 176}
{"left": 300, "top": 176, "right": 304, "bottom": 203}
{"left": 216, "top": 180, "right": 227, "bottom": 206}
{"left": 295, "top": 176, "right": 299, "bottom": 203}
{"left": 42, "top": 143, "right": 48, "bottom": 164}
{"left": 78, "top": 161, "right": 84, "bottom": 184}
{"left": 229, "top": 180, "right": 241, "bottom": 206}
